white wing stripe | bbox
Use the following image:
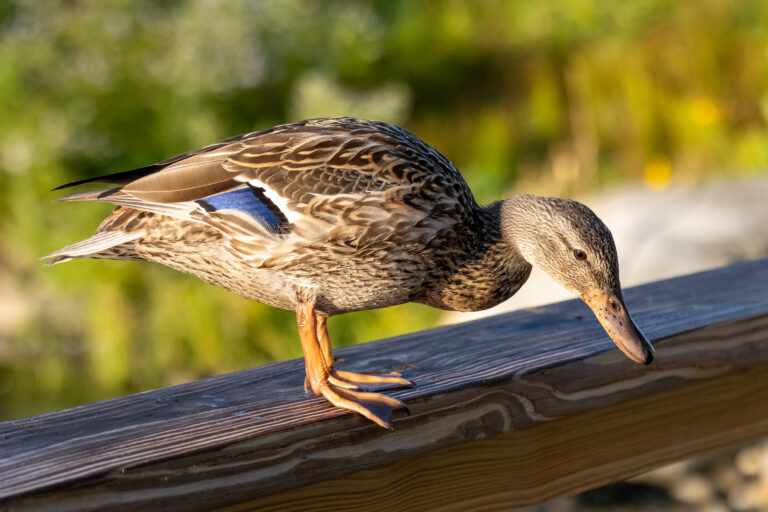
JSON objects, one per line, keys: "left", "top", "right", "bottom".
{"left": 246, "top": 178, "right": 302, "bottom": 223}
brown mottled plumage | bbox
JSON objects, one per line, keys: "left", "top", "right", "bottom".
{"left": 46, "top": 117, "right": 654, "bottom": 428}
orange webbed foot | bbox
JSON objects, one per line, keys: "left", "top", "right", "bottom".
{"left": 297, "top": 303, "right": 412, "bottom": 428}
{"left": 316, "top": 381, "right": 409, "bottom": 429}
{"left": 329, "top": 370, "right": 413, "bottom": 392}
{"left": 305, "top": 370, "right": 412, "bottom": 392}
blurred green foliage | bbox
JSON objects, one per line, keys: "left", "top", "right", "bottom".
{"left": 1, "top": 0, "right": 767, "bottom": 419}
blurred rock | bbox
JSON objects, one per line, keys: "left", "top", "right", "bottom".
{"left": 737, "top": 444, "right": 765, "bottom": 477}
{"left": 671, "top": 475, "right": 715, "bottom": 504}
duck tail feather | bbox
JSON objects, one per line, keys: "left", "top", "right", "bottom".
{"left": 53, "top": 188, "right": 122, "bottom": 203}
{"left": 54, "top": 188, "right": 200, "bottom": 220}
{"left": 52, "top": 166, "right": 162, "bottom": 191}
{"left": 42, "top": 231, "right": 143, "bottom": 265}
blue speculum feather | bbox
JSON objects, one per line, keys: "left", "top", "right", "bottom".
{"left": 200, "top": 187, "right": 284, "bottom": 229}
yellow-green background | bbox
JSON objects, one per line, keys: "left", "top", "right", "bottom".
{"left": 1, "top": 0, "right": 767, "bottom": 420}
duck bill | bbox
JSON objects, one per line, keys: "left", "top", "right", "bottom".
{"left": 581, "top": 288, "right": 655, "bottom": 365}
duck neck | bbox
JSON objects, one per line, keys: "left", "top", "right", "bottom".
{"left": 500, "top": 193, "right": 547, "bottom": 266}
{"left": 476, "top": 199, "right": 532, "bottom": 282}
{"left": 420, "top": 200, "right": 532, "bottom": 312}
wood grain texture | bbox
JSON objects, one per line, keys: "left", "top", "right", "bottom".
{"left": 1, "top": 258, "right": 768, "bottom": 511}
{"left": 223, "top": 320, "right": 768, "bottom": 512}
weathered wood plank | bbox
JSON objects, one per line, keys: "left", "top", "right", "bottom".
{"left": 223, "top": 319, "right": 768, "bottom": 512}
{"left": 1, "top": 258, "right": 767, "bottom": 511}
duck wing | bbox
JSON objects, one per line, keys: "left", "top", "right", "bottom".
{"left": 54, "top": 118, "right": 476, "bottom": 264}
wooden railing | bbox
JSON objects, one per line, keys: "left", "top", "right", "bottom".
{"left": 1, "top": 258, "right": 768, "bottom": 511}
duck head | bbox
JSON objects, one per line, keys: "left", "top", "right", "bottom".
{"left": 503, "top": 194, "right": 654, "bottom": 365}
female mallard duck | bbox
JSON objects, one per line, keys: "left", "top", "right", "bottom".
{"left": 46, "top": 117, "right": 654, "bottom": 429}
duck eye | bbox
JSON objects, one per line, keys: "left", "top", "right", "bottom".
{"left": 573, "top": 249, "right": 587, "bottom": 261}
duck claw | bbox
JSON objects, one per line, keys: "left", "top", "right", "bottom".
{"left": 298, "top": 304, "right": 411, "bottom": 428}
{"left": 317, "top": 382, "right": 408, "bottom": 429}
{"left": 330, "top": 370, "right": 414, "bottom": 392}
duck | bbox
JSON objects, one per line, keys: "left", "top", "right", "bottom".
{"left": 45, "top": 117, "right": 654, "bottom": 429}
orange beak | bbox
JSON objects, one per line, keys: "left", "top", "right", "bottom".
{"left": 581, "top": 288, "right": 655, "bottom": 365}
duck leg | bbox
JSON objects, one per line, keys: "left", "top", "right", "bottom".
{"left": 297, "top": 302, "right": 408, "bottom": 429}
{"left": 315, "top": 315, "right": 413, "bottom": 392}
